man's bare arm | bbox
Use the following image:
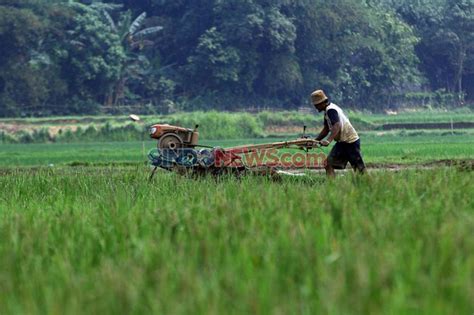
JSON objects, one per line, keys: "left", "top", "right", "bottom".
{"left": 326, "top": 122, "right": 341, "bottom": 143}
{"left": 316, "top": 125, "right": 329, "bottom": 141}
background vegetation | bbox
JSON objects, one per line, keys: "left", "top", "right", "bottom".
{"left": 0, "top": 0, "right": 473, "bottom": 117}
{"left": 2, "top": 109, "right": 474, "bottom": 144}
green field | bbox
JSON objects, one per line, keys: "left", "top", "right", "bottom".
{"left": 0, "top": 168, "right": 473, "bottom": 314}
{"left": 1, "top": 112, "right": 474, "bottom": 314}
{"left": 1, "top": 131, "right": 473, "bottom": 167}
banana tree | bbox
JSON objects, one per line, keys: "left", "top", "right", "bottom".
{"left": 68, "top": 2, "right": 163, "bottom": 106}
{"left": 101, "top": 10, "right": 163, "bottom": 106}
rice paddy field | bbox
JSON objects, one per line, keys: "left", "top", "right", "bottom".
{"left": 1, "top": 111, "right": 473, "bottom": 314}
{"left": 0, "top": 131, "right": 473, "bottom": 168}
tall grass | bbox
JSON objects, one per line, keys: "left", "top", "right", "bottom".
{"left": 0, "top": 112, "right": 266, "bottom": 144}
{"left": 164, "top": 111, "right": 265, "bottom": 139}
{"left": 3, "top": 110, "right": 474, "bottom": 144}
{"left": 0, "top": 111, "right": 374, "bottom": 144}
{"left": 0, "top": 168, "right": 473, "bottom": 314}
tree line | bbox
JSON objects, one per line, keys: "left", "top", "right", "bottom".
{"left": 0, "top": 0, "right": 472, "bottom": 117}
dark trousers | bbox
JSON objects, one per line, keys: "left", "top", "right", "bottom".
{"left": 327, "top": 139, "right": 366, "bottom": 172}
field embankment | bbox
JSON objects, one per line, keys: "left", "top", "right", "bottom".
{"left": 1, "top": 109, "right": 474, "bottom": 143}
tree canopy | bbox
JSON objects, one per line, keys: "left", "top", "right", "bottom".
{"left": 0, "top": 0, "right": 472, "bottom": 116}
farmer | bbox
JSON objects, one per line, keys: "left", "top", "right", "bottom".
{"left": 311, "top": 89, "right": 366, "bottom": 176}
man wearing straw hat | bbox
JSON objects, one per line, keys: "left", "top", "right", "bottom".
{"left": 311, "top": 89, "right": 366, "bottom": 177}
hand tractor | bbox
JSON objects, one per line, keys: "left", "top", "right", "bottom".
{"left": 146, "top": 121, "right": 323, "bottom": 179}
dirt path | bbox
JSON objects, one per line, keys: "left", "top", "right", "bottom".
{"left": 275, "top": 159, "right": 474, "bottom": 176}
{"left": 0, "top": 159, "right": 472, "bottom": 177}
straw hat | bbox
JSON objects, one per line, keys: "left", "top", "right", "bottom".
{"left": 311, "top": 90, "right": 328, "bottom": 106}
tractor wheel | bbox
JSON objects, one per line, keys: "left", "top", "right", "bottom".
{"left": 158, "top": 133, "right": 183, "bottom": 161}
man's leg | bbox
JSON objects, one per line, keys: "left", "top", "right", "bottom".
{"left": 325, "top": 162, "right": 336, "bottom": 177}
{"left": 326, "top": 143, "right": 347, "bottom": 177}
{"left": 352, "top": 162, "right": 366, "bottom": 174}
{"left": 348, "top": 140, "right": 366, "bottom": 174}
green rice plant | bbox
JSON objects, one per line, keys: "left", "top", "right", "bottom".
{"left": 0, "top": 169, "right": 472, "bottom": 314}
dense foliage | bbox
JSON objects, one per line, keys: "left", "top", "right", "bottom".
{"left": 0, "top": 0, "right": 472, "bottom": 116}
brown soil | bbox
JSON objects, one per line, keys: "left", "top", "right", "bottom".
{"left": 277, "top": 159, "right": 474, "bottom": 175}
{"left": 0, "top": 123, "right": 38, "bottom": 133}
{"left": 367, "top": 159, "right": 474, "bottom": 171}
{"left": 0, "top": 122, "right": 79, "bottom": 136}
{"left": 48, "top": 126, "right": 79, "bottom": 136}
